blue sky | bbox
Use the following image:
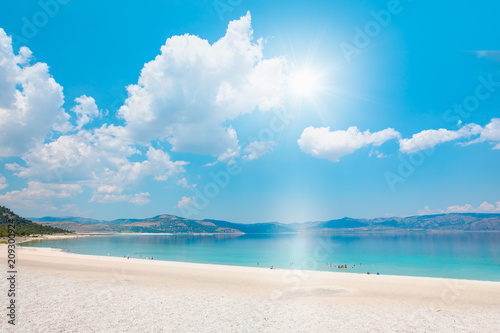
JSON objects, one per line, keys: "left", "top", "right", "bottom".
{"left": 0, "top": 0, "right": 499, "bottom": 223}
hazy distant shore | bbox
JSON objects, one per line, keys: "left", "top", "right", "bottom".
{"left": 30, "top": 212, "right": 500, "bottom": 235}
{"left": 13, "top": 227, "right": 500, "bottom": 246}
{"left": 1, "top": 244, "right": 499, "bottom": 332}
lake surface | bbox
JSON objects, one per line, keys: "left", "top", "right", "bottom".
{"left": 23, "top": 232, "right": 500, "bottom": 281}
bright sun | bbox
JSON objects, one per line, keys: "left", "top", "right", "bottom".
{"left": 289, "top": 68, "right": 323, "bottom": 98}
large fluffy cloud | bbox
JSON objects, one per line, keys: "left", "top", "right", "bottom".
{"left": 0, "top": 26, "right": 190, "bottom": 207}
{"left": 7, "top": 125, "right": 188, "bottom": 196}
{"left": 0, "top": 28, "right": 70, "bottom": 157}
{"left": 118, "top": 12, "right": 287, "bottom": 159}
{"left": 3, "top": 14, "right": 288, "bottom": 211}
{"left": 297, "top": 126, "right": 400, "bottom": 162}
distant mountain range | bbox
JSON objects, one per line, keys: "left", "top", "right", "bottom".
{"left": 30, "top": 212, "right": 500, "bottom": 234}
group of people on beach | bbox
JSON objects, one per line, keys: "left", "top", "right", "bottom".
{"left": 257, "top": 261, "right": 370, "bottom": 271}
{"left": 327, "top": 262, "right": 362, "bottom": 270}
{"left": 124, "top": 255, "right": 153, "bottom": 260}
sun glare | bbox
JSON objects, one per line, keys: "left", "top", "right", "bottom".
{"left": 289, "top": 67, "right": 324, "bottom": 99}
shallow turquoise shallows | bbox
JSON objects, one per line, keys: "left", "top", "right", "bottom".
{"left": 23, "top": 232, "right": 500, "bottom": 281}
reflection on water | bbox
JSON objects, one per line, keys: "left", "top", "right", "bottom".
{"left": 23, "top": 232, "right": 500, "bottom": 281}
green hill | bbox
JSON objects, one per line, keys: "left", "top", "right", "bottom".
{"left": 0, "top": 206, "right": 71, "bottom": 236}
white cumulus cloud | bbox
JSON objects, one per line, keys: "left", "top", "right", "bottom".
{"left": 299, "top": 118, "right": 500, "bottom": 162}
{"left": 6, "top": 124, "right": 188, "bottom": 203}
{"left": 0, "top": 15, "right": 290, "bottom": 211}
{"left": 478, "top": 201, "right": 500, "bottom": 211}
{"left": 0, "top": 28, "right": 70, "bottom": 157}
{"left": 243, "top": 141, "right": 276, "bottom": 160}
{"left": 369, "top": 149, "right": 389, "bottom": 159}
{"left": 0, "top": 181, "right": 82, "bottom": 211}
{"left": 297, "top": 126, "right": 400, "bottom": 162}
{"left": 464, "top": 118, "right": 500, "bottom": 149}
{"left": 118, "top": 12, "right": 287, "bottom": 160}
{"left": 399, "top": 123, "right": 482, "bottom": 154}
{"left": 176, "top": 177, "right": 195, "bottom": 189}
{"left": 418, "top": 201, "right": 500, "bottom": 215}
{"left": 417, "top": 206, "right": 445, "bottom": 215}
{"left": 0, "top": 174, "right": 8, "bottom": 190}
{"left": 72, "top": 95, "right": 100, "bottom": 130}
{"left": 446, "top": 203, "right": 477, "bottom": 213}
{"left": 90, "top": 192, "right": 151, "bottom": 205}
{"left": 176, "top": 196, "right": 197, "bottom": 208}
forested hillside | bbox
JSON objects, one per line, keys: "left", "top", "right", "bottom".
{"left": 0, "top": 206, "right": 71, "bottom": 236}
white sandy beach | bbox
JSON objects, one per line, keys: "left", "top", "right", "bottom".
{"left": 1, "top": 244, "right": 499, "bottom": 332}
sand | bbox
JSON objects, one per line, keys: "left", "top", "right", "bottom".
{"left": 1, "top": 244, "right": 499, "bottom": 332}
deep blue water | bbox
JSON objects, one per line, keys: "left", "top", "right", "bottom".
{"left": 23, "top": 232, "right": 500, "bottom": 281}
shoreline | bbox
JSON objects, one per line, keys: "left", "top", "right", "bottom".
{"left": 18, "top": 232, "right": 500, "bottom": 283}
{"left": 1, "top": 244, "right": 499, "bottom": 331}
{"left": 1, "top": 233, "right": 91, "bottom": 245}
{"left": 13, "top": 243, "right": 500, "bottom": 284}
{"left": 6, "top": 228, "right": 499, "bottom": 246}
{"left": 18, "top": 242, "right": 500, "bottom": 284}
{"left": 6, "top": 243, "right": 500, "bottom": 288}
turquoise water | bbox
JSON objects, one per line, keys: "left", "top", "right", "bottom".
{"left": 23, "top": 232, "right": 500, "bottom": 281}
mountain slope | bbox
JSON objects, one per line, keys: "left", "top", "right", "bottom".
{"left": 30, "top": 212, "right": 500, "bottom": 234}
{"left": 33, "top": 214, "right": 241, "bottom": 234}
{"left": 203, "top": 219, "right": 295, "bottom": 233}
{"left": 307, "top": 217, "right": 370, "bottom": 230}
